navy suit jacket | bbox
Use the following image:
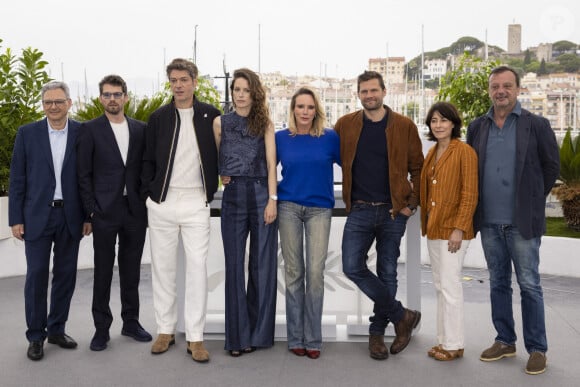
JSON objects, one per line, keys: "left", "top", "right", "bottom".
{"left": 9, "top": 118, "right": 85, "bottom": 241}
{"left": 466, "top": 108, "right": 560, "bottom": 239}
{"left": 76, "top": 115, "right": 147, "bottom": 222}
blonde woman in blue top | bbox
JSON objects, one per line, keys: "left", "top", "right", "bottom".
{"left": 276, "top": 87, "right": 340, "bottom": 359}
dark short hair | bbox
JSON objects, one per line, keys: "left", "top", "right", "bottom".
{"left": 166, "top": 58, "right": 198, "bottom": 80}
{"left": 357, "top": 70, "right": 386, "bottom": 92}
{"left": 425, "top": 102, "right": 462, "bottom": 141}
{"left": 489, "top": 65, "right": 520, "bottom": 87}
{"left": 99, "top": 74, "right": 127, "bottom": 94}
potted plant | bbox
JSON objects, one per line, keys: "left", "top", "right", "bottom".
{"left": 552, "top": 130, "right": 580, "bottom": 231}
{"left": 0, "top": 40, "right": 51, "bottom": 239}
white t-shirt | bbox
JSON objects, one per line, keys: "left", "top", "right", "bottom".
{"left": 110, "top": 119, "right": 129, "bottom": 195}
{"left": 170, "top": 108, "right": 203, "bottom": 188}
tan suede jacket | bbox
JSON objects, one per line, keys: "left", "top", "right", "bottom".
{"left": 334, "top": 106, "right": 424, "bottom": 215}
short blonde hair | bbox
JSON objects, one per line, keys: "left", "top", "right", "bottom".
{"left": 288, "top": 87, "right": 326, "bottom": 137}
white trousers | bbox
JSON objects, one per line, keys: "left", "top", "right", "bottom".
{"left": 146, "top": 188, "right": 210, "bottom": 342}
{"left": 427, "top": 238, "right": 469, "bottom": 350}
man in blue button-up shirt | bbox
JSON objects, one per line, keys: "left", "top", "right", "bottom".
{"left": 9, "top": 81, "right": 91, "bottom": 361}
{"left": 467, "top": 66, "right": 560, "bottom": 375}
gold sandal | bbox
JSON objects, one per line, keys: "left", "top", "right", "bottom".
{"left": 428, "top": 345, "right": 442, "bottom": 358}
{"left": 434, "top": 348, "right": 464, "bottom": 361}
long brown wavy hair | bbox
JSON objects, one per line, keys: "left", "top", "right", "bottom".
{"left": 231, "top": 68, "right": 272, "bottom": 137}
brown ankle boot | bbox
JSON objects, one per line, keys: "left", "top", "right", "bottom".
{"left": 369, "top": 334, "right": 389, "bottom": 360}
{"left": 390, "top": 309, "right": 421, "bottom": 354}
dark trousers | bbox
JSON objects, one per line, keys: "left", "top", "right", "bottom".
{"left": 91, "top": 199, "right": 147, "bottom": 332}
{"left": 24, "top": 207, "right": 80, "bottom": 342}
{"left": 341, "top": 203, "right": 408, "bottom": 335}
{"left": 221, "top": 176, "right": 278, "bottom": 351}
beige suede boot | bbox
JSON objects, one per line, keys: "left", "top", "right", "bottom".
{"left": 187, "top": 341, "right": 210, "bottom": 363}
{"left": 151, "top": 334, "right": 175, "bottom": 354}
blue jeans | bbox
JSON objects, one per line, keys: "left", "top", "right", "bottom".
{"left": 342, "top": 203, "right": 407, "bottom": 335}
{"left": 480, "top": 224, "right": 547, "bottom": 353}
{"left": 278, "top": 201, "right": 331, "bottom": 350}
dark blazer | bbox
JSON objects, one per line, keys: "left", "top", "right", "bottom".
{"left": 466, "top": 108, "right": 560, "bottom": 239}
{"left": 76, "top": 115, "right": 147, "bottom": 222}
{"left": 9, "top": 118, "right": 85, "bottom": 240}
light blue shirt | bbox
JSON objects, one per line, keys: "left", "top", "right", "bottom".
{"left": 48, "top": 121, "right": 68, "bottom": 200}
{"left": 482, "top": 101, "right": 521, "bottom": 224}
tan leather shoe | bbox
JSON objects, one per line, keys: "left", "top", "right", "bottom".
{"left": 151, "top": 334, "right": 175, "bottom": 354}
{"left": 187, "top": 341, "right": 210, "bottom": 363}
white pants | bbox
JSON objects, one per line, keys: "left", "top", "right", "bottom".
{"left": 427, "top": 238, "right": 469, "bottom": 350}
{"left": 146, "top": 188, "right": 210, "bottom": 342}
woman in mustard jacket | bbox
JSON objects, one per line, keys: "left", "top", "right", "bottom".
{"left": 420, "top": 102, "right": 478, "bottom": 361}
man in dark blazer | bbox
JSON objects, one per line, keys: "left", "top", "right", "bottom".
{"left": 9, "top": 81, "right": 91, "bottom": 361}
{"left": 77, "top": 75, "right": 152, "bottom": 351}
{"left": 466, "top": 66, "right": 560, "bottom": 375}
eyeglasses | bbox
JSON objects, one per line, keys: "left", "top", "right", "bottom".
{"left": 101, "top": 92, "right": 125, "bottom": 99}
{"left": 42, "top": 99, "right": 68, "bottom": 107}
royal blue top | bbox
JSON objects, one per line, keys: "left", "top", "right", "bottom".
{"left": 276, "top": 128, "right": 340, "bottom": 208}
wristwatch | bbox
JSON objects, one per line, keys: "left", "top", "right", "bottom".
{"left": 269, "top": 194, "right": 278, "bottom": 201}
{"left": 407, "top": 205, "right": 417, "bottom": 215}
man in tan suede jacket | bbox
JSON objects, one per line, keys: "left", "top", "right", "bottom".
{"left": 335, "top": 70, "right": 423, "bottom": 360}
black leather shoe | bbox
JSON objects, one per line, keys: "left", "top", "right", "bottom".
{"left": 121, "top": 321, "right": 152, "bottom": 342}
{"left": 47, "top": 333, "right": 78, "bottom": 349}
{"left": 27, "top": 341, "right": 44, "bottom": 360}
{"left": 90, "top": 331, "right": 110, "bottom": 351}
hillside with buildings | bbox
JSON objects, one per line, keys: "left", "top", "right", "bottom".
{"left": 261, "top": 24, "right": 579, "bottom": 132}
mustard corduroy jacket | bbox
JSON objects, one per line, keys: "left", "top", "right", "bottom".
{"left": 420, "top": 138, "right": 478, "bottom": 240}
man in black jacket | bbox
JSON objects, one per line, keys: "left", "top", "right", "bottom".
{"left": 77, "top": 74, "right": 152, "bottom": 352}
{"left": 141, "top": 58, "right": 220, "bottom": 363}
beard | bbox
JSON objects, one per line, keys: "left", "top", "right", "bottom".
{"left": 104, "top": 104, "right": 123, "bottom": 115}
{"left": 361, "top": 99, "right": 383, "bottom": 111}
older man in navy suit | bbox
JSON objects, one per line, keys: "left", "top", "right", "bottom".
{"left": 77, "top": 75, "right": 151, "bottom": 351}
{"left": 9, "top": 81, "right": 91, "bottom": 361}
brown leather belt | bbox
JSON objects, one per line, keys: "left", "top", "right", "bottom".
{"left": 353, "top": 200, "right": 389, "bottom": 206}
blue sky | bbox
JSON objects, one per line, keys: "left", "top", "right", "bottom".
{"left": 1, "top": 0, "right": 578, "bottom": 98}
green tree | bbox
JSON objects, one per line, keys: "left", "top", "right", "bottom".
{"left": 448, "top": 36, "right": 483, "bottom": 55}
{"left": 524, "top": 49, "right": 532, "bottom": 65}
{"left": 0, "top": 40, "right": 51, "bottom": 194}
{"left": 538, "top": 59, "right": 548, "bottom": 75}
{"left": 555, "top": 53, "right": 580, "bottom": 73}
{"left": 552, "top": 40, "right": 578, "bottom": 53}
{"left": 437, "top": 53, "right": 500, "bottom": 128}
{"left": 403, "top": 101, "right": 420, "bottom": 121}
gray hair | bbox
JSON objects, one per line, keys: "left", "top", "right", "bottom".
{"left": 41, "top": 81, "right": 71, "bottom": 99}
